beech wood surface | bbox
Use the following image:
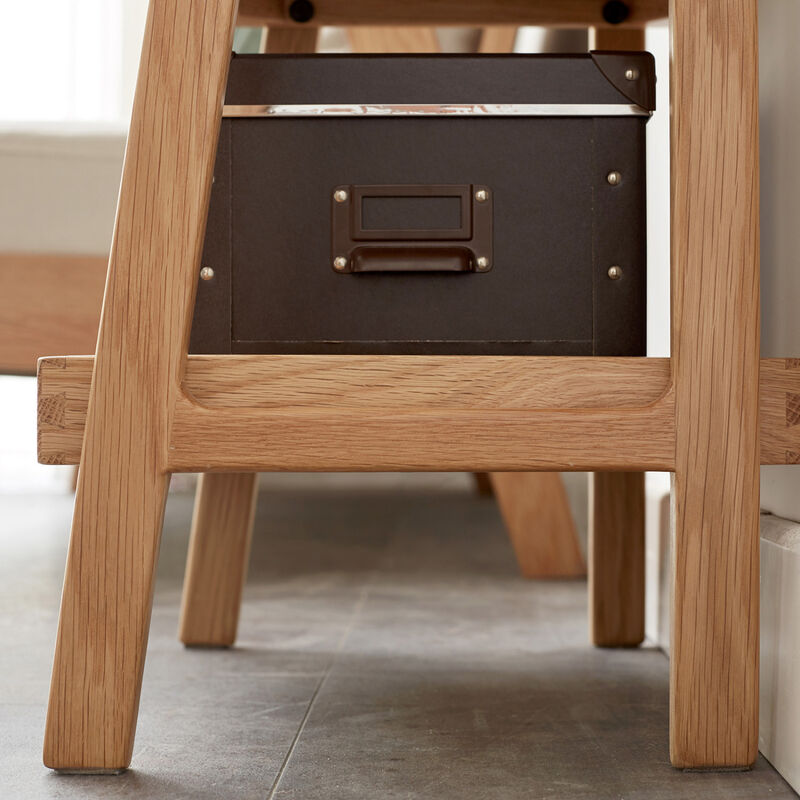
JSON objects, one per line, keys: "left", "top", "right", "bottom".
{"left": 237, "top": 0, "right": 668, "bottom": 27}
{"left": 43, "top": 0, "right": 239, "bottom": 771}
{"left": 586, "top": 24, "right": 647, "bottom": 649}
{"left": 669, "top": 0, "right": 760, "bottom": 768}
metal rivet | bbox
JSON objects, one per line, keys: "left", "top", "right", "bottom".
{"left": 625, "top": 68, "right": 640, "bottom": 81}
{"left": 200, "top": 266, "right": 215, "bottom": 281}
{"left": 333, "top": 256, "right": 348, "bottom": 271}
{"left": 607, "top": 171, "right": 622, "bottom": 186}
{"left": 476, "top": 257, "right": 490, "bottom": 271}
{"left": 334, "top": 189, "right": 348, "bottom": 203}
{"left": 475, "top": 189, "right": 489, "bottom": 202}
{"left": 608, "top": 265, "right": 623, "bottom": 280}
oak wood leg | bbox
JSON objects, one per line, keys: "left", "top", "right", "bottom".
{"left": 180, "top": 473, "right": 259, "bottom": 647}
{"left": 589, "top": 472, "right": 645, "bottom": 646}
{"left": 669, "top": 0, "right": 760, "bottom": 768}
{"left": 43, "top": 0, "right": 237, "bottom": 771}
{"left": 491, "top": 472, "right": 586, "bottom": 578}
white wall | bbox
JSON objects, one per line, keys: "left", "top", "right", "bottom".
{"left": 756, "top": 1, "right": 800, "bottom": 789}
{"left": 759, "top": 0, "right": 800, "bottom": 521}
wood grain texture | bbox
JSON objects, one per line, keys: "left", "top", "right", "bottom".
{"left": 669, "top": 0, "right": 760, "bottom": 768}
{"left": 238, "top": 0, "right": 668, "bottom": 27}
{"left": 587, "top": 25, "right": 647, "bottom": 648}
{"left": 348, "top": 27, "right": 439, "bottom": 52}
{"left": 491, "top": 472, "right": 585, "bottom": 578}
{"left": 38, "top": 355, "right": 676, "bottom": 468}
{"left": 759, "top": 359, "right": 800, "bottom": 464}
{"left": 43, "top": 0, "right": 238, "bottom": 771}
{"left": 179, "top": 473, "right": 259, "bottom": 646}
{"left": 0, "top": 252, "right": 105, "bottom": 375}
{"left": 589, "top": 472, "right": 645, "bottom": 646}
{"left": 169, "top": 391, "right": 675, "bottom": 473}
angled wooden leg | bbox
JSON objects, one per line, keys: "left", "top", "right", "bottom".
{"left": 179, "top": 473, "right": 259, "bottom": 646}
{"left": 178, "top": 25, "right": 318, "bottom": 650}
{"left": 670, "top": 0, "right": 760, "bottom": 768}
{"left": 43, "top": 0, "right": 237, "bottom": 771}
{"left": 588, "top": 26, "right": 647, "bottom": 648}
{"left": 589, "top": 472, "right": 645, "bottom": 646}
{"left": 491, "top": 472, "right": 585, "bottom": 578}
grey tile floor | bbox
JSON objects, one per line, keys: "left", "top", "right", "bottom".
{"left": 0, "top": 473, "right": 796, "bottom": 800}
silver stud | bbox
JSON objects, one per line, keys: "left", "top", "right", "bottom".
{"left": 333, "top": 189, "right": 349, "bottom": 203}
{"left": 608, "top": 265, "right": 623, "bottom": 280}
{"left": 607, "top": 171, "right": 622, "bottom": 186}
{"left": 200, "top": 266, "right": 215, "bottom": 281}
{"left": 476, "top": 256, "right": 490, "bottom": 271}
{"left": 475, "top": 189, "right": 489, "bottom": 202}
{"left": 625, "top": 68, "right": 640, "bottom": 81}
{"left": 333, "top": 256, "right": 348, "bottom": 270}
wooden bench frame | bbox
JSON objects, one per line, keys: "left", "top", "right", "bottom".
{"left": 40, "top": 0, "right": 767, "bottom": 772}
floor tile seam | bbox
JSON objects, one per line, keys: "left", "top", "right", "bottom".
{"left": 265, "top": 582, "right": 373, "bottom": 800}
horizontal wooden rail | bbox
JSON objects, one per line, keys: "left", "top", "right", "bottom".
{"left": 37, "top": 355, "right": 800, "bottom": 470}
{"left": 238, "top": 0, "right": 668, "bottom": 28}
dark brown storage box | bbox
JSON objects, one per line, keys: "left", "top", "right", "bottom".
{"left": 190, "top": 52, "right": 655, "bottom": 356}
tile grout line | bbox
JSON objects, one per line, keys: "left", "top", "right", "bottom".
{"left": 265, "top": 582, "right": 372, "bottom": 800}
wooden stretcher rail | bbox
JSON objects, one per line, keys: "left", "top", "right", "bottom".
{"left": 238, "top": 0, "right": 668, "bottom": 28}
{"left": 38, "top": 354, "right": 800, "bottom": 470}
{"left": 39, "top": 354, "right": 670, "bottom": 469}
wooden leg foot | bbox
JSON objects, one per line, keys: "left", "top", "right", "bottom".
{"left": 43, "top": 468, "right": 169, "bottom": 771}
{"left": 179, "top": 473, "right": 259, "bottom": 647}
{"left": 589, "top": 472, "right": 645, "bottom": 647}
